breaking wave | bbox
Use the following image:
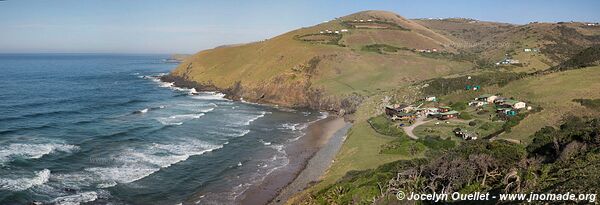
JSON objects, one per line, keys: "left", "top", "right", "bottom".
{"left": 0, "top": 169, "right": 51, "bottom": 191}
{"left": 84, "top": 140, "right": 223, "bottom": 186}
{"left": 0, "top": 143, "right": 79, "bottom": 164}
{"left": 155, "top": 113, "right": 205, "bottom": 126}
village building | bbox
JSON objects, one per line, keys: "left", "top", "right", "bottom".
{"left": 475, "top": 94, "right": 498, "bottom": 103}
{"left": 340, "top": 29, "right": 349, "bottom": 32}
{"left": 453, "top": 128, "right": 478, "bottom": 140}
{"left": 416, "top": 107, "right": 439, "bottom": 116}
{"left": 497, "top": 108, "right": 517, "bottom": 116}
{"left": 385, "top": 105, "right": 417, "bottom": 121}
{"left": 438, "top": 110, "right": 459, "bottom": 120}
{"left": 469, "top": 100, "right": 488, "bottom": 107}
{"left": 496, "top": 58, "right": 520, "bottom": 65}
{"left": 392, "top": 112, "right": 417, "bottom": 121}
{"left": 438, "top": 106, "right": 452, "bottom": 113}
{"left": 499, "top": 99, "right": 527, "bottom": 109}
{"left": 424, "top": 96, "right": 437, "bottom": 102}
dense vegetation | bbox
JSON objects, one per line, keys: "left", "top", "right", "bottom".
{"left": 303, "top": 117, "right": 600, "bottom": 204}
{"left": 573, "top": 98, "right": 600, "bottom": 111}
{"left": 549, "top": 45, "right": 600, "bottom": 71}
{"left": 341, "top": 20, "right": 411, "bottom": 31}
{"left": 361, "top": 44, "right": 409, "bottom": 54}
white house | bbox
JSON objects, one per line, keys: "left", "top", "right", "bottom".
{"left": 512, "top": 101, "right": 527, "bottom": 109}
{"left": 425, "top": 96, "right": 437, "bottom": 102}
{"left": 334, "top": 31, "right": 340, "bottom": 34}
{"left": 475, "top": 94, "right": 498, "bottom": 103}
{"left": 340, "top": 29, "right": 349, "bottom": 32}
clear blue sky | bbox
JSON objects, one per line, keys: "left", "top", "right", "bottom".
{"left": 1, "top": 0, "right": 599, "bottom": 54}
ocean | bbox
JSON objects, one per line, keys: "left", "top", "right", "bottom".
{"left": 0, "top": 54, "right": 324, "bottom": 204}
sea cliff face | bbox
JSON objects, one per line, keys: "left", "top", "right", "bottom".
{"left": 161, "top": 65, "right": 360, "bottom": 115}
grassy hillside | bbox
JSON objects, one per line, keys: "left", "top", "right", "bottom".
{"left": 167, "top": 10, "right": 473, "bottom": 112}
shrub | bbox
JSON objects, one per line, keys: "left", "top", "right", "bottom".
{"left": 573, "top": 98, "right": 600, "bottom": 111}
{"left": 469, "top": 121, "right": 477, "bottom": 126}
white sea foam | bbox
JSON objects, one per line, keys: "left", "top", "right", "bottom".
{"left": 188, "top": 88, "right": 199, "bottom": 95}
{"left": 280, "top": 123, "right": 308, "bottom": 131}
{"left": 0, "top": 169, "right": 51, "bottom": 191}
{"left": 259, "top": 139, "right": 272, "bottom": 146}
{"left": 190, "top": 92, "right": 227, "bottom": 101}
{"left": 155, "top": 113, "right": 205, "bottom": 125}
{"left": 85, "top": 140, "right": 223, "bottom": 186}
{"left": 198, "top": 107, "right": 215, "bottom": 113}
{"left": 243, "top": 111, "right": 269, "bottom": 125}
{"left": 0, "top": 143, "right": 79, "bottom": 164}
{"left": 85, "top": 166, "right": 159, "bottom": 185}
{"left": 52, "top": 191, "right": 98, "bottom": 205}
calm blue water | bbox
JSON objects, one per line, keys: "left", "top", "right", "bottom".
{"left": 0, "top": 54, "right": 323, "bottom": 205}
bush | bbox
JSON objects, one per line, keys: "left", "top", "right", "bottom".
{"left": 469, "top": 121, "right": 477, "bottom": 126}
{"left": 361, "top": 44, "right": 409, "bottom": 54}
{"left": 573, "top": 98, "right": 600, "bottom": 111}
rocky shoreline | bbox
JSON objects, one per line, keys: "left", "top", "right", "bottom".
{"left": 159, "top": 74, "right": 363, "bottom": 116}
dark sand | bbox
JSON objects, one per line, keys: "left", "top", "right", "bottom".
{"left": 238, "top": 117, "right": 349, "bottom": 205}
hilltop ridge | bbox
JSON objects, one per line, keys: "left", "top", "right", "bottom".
{"left": 164, "top": 10, "right": 600, "bottom": 113}
{"left": 164, "top": 10, "right": 472, "bottom": 113}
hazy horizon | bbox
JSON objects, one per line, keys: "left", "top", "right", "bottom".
{"left": 1, "top": 0, "right": 599, "bottom": 54}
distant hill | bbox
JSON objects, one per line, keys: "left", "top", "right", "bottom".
{"left": 415, "top": 18, "right": 600, "bottom": 72}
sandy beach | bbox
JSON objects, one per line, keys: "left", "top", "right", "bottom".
{"left": 237, "top": 116, "right": 351, "bottom": 205}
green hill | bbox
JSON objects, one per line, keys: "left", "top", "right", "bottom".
{"left": 165, "top": 11, "right": 473, "bottom": 113}
{"left": 166, "top": 11, "right": 600, "bottom": 114}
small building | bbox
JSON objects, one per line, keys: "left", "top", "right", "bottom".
{"left": 391, "top": 112, "right": 417, "bottom": 121}
{"left": 334, "top": 31, "right": 340, "bottom": 34}
{"left": 438, "top": 110, "right": 459, "bottom": 120}
{"left": 438, "top": 106, "right": 452, "bottom": 113}
{"left": 416, "top": 107, "right": 439, "bottom": 116}
{"left": 340, "top": 29, "right": 349, "bottom": 32}
{"left": 425, "top": 96, "right": 437, "bottom": 102}
{"left": 497, "top": 108, "right": 517, "bottom": 116}
{"left": 454, "top": 128, "right": 478, "bottom": 140}
{"left": 469, "top": 100, "right": 488, "bottom": 107}
{"left": 501, "top": 100, "right": 527, "bottom": 109}
{"left": 385, "top": 105, "right": 403, "bottom": 117}
{"left": 475, "top": 94, "right": 498, "bottom": 103}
